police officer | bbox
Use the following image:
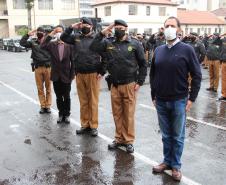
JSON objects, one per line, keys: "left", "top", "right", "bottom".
{"left": 20, "top": 27, "right": 52, "bottom": 114}
{"left": 90, "top": 20, "right": 147, "bottom": 153}
{"left": 206, "top": 33, "right": 222, "bottom": 92}
{"left": 219, "top": 34, "right": 226, "bottom": 101}
{"left": 61, "top": 17, "right": 105, "bottom": 136}
{"left": 184, "top": 32, "right": 206, "bottom": 63}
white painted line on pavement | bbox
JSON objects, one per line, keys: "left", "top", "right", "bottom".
{"left": 139, "top": 104, "right": 226, "bottom": 131}
{"left": 18, "top": 68, "right": 33, "bottom": 74}
{"left": 0, "top": 80, "right": 202, "bottom": 185}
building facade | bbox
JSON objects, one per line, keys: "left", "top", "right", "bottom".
{"left": 79, "top": 0, "right": 95, "bottom": 17}
{"left": 0, "top": 0, "right": 79, "bottom": 38}
{"left": 178, "top": 10, "right": 225, "bottom": 35}
{"left": 93, "top": 0, "right": 178, "bottom": 34}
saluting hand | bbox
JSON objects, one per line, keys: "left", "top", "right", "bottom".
{"left": 101, "top": 23, "right": 115, "bottom": 36}
{"left": 28, "top": 29, "right": 37, "bottom": 36}
{"left": 71, "top": 22, "right": 82, "bottom": 29}
{"left": 49, "top": 29, "right": 57, "bottom": 37}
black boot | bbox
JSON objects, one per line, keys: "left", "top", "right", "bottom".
{"left": 64, "top": 116, "right": 70, "bottom": 124}
{"left": 90, "top": 128, "right": 98, "bottom": 137}
{"left": 76, "top": 127, "right": 91, "bottom": 135}
{"left": 45, "top": 108, "right": 51, "bottom": 114}
{"left": 126, "top": 144, "right": 134, "bottom": 153}
{"left": 57, "top": 116, "right": 64, "bottom": 124}
{"left": 108, "top": 141, "right": 121, "bottom": 150}
{"left": 39, "top": 108, "right": 45, "bottom": 114}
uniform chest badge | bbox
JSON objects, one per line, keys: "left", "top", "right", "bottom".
{"left": 128, "top": 46, "right": 133, "bottom": 52}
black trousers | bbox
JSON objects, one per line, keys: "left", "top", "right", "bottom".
{"left": 53, "top": 80, "right": 71, "bottom": 117}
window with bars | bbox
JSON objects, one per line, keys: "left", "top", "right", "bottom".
{"left": 104, "top": 6, "right": 111, "bottom": 16}
{"left": 159, "top": 7, "right": 166, "bottom": 16}
{"left": 61, "top": 0, "right": 75, "bottom": 10}
{"left": 38, "top": 0, "right": 53, "bottom": 10}
{"left": 13, "top": 0, "right": 26, "bottom": 9}
{"left": 128, "top": 5, "right": 137, "bottom": 15}
{"left": 146, "top": 6, "right": 150, "bottom": 16}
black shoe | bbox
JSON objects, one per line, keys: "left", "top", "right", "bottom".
{"left": 57, "top": 116, "right": 64, "bottom": 124}
{"left": 108, "top": 141, "right": 121, "bottom": 150}
{"left": 39, "top": 108, "right": 46, "bottom": 114}
{"left": 76, "top": 127, "right": 91, "bottom": 135}
{"left": 126, "top": 144, "right": 134, "bottom": 153}
{"left": 90, "top": 128, "right": 98, "bottom": 137}
{"left": 213, "top": 89, "right": 217, "bottom": 92}
{"left": 206, "top": 87, "right": 214, "bottom": 91}
{"left": 45, "top": 108, "right": 51, "bottom": 114}
{"left": 64, "top": 116, "right": 70, "bottom": 124}
{"left": 218, "top": 97, "right": 226, "bottom": 101}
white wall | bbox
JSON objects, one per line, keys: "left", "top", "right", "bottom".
{"left": 95, "top": 3, "right": 177, "bottom": 34}
{"left": 177, "top": 0, "right": 208, "bottom": 11}
{"left": 6, "top": 0, "right": 79, "bottom": 37}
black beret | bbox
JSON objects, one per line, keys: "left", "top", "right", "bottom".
{"left": 37, "top": 27, "right": 45, "bottom": 32}
{"left": 190, "top": 32, "right": 199, "bottom": 37}
{"left": 81, "top": 17, "right": 93, "bottom": 25}
{"left": 213, "top": 32, "right": 220, "bottom": 36}
{"left": 114, "top": 19, "right": 128, "bottom": 27}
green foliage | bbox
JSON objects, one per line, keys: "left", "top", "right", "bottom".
{"left": 16, "top": 26, "right": 29, "bottom": 36}
{"left": 25, "top": 0, "right": 34, "bottom": 9}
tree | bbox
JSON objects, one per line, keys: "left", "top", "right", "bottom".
{"left": 25, "top": 0, "right": 34, "bottom": 30}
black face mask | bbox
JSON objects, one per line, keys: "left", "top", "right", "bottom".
{"left": 115, "top": 29, "right": 125, "bottom": 39}
{"left": 81, "top": 27, "right": 91, "bottom": 35}
{"left": 191, "top": 37, "right": 196, "bottom": 42}
{"left": 37, "top": 33, "right": 44, "bottom": 39}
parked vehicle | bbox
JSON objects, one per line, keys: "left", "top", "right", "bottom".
{"left": 2, "top": 38, "right": 10, "bottom": 50}
{"left": 0, "top": 38, "right": 3, "bottom": 50}
{"left": 7, "top": 38, "right": 27, "bottom": 52}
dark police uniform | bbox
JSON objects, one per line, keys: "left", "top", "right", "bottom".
{"left": 206, "top": 34, "right": 222, "bottom": 92}
{"left": 90, "top": 20, "right": 147, "bottom": 151}
{"left": 20, "top": 27, "right": 52, "bottom": 112}
{"left": 61, "top": 17, "right": 104, "bottom": 135}
{"left": 220, "top": 37, "right": 226, "bottom": 99}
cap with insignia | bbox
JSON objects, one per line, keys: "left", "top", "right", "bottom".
{"left": 114, "top": 19, "right": 128, "bottom": 27}
{"left": 81, "top": 17, "right": 93, "bottom": 25}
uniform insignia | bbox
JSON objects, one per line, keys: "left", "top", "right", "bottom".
{"left": 128, "top": 46, "right": 133, "bottom": 52}
{"left": 107, "top": 46, "right": 115, "bottom": 50}
{"left": 75, "top": 39, "right": 81, "bottom": 42}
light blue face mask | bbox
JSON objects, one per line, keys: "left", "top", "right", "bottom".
{"left": 164, "top": 26, "right": 177, "bottom": 41}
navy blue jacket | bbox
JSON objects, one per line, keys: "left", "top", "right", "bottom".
{"left": 150, "top": 41, "right": 202, "bottom": 102}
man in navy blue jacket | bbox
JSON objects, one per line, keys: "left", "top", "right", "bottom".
{"left": 150, "top": 17, "right": 202, "bottom": 181}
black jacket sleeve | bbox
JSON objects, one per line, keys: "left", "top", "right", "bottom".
{"left": 20, "top": 34, "right": 32, "bottom": 48}
{"left": 188, "top": 47, "right": 202, "bottom": 102}
{"left": 198, "top": 42, "right": 206, "bottom": 63}
{"left": 60, "top": 26, "right": 76, "bottom": 45}
{"left": 90, "top": 32, "right": 107, "bottom": 53}
{"left": 134, "top": 41, "right": 147, "bottom": 86}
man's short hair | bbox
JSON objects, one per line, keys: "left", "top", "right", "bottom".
{"left": 164, "top": 16, "right": 181, "bottom": 28}
{"left": 55, "top": 25, "right": 64, "bottom": 31}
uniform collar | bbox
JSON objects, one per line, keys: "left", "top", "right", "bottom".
{"left": 113, "top": 36, "right": 131, "bottom": 43}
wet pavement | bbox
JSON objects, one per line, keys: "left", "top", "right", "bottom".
{"left": 0, "top": 50, "right": 225, "bottom": 185}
